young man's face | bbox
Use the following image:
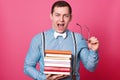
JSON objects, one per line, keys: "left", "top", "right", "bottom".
{"left": 50, "top": 6, "right": 72, "bottom": 33}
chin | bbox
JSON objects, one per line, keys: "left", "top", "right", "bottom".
{"left": 57, "top": 30, "right": 65, "bottom": 33}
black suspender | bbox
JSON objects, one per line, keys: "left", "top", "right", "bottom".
{"left": 41, "top": 32, "right": 77, "bottom": 80}
{"left": 41, "top": 32, "right": 45, "bottom": 57}
{"left": 72, "top": 32, "right": 77, "bottom": 80}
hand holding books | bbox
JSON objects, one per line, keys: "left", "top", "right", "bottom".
{"left": 46, "top": 74, "right": 69, "bottom": 80}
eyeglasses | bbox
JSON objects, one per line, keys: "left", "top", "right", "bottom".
{"left": 76, "top": 23, "right": 91, "bottom": 41}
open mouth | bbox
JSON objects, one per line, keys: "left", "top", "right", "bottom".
{"left": 57, "top": 23, "right": 65, "bottom": 30}
{"left": 57, "top": 23, "right": 64, "bottom": 26}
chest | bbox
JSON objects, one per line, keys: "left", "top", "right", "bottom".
{"left": 45, "top": 36, "right": 74, "bottom": 51}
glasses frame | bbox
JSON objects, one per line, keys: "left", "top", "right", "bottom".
{"left": 76, "top": 23, "right": 91, "bottom": 40}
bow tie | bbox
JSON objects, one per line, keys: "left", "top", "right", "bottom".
{"left": 54, "top": 31, "right": 67, "bottom": 39}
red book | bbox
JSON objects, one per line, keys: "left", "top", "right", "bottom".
{"left": 44, "top": 66, "right": 71, "bottom": 72}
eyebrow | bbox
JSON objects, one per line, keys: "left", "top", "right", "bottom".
{"left": 54, "top": 12, "right": 70, "bottom": 15}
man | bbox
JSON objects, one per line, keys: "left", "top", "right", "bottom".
{"left": 24, "top": 1, "right": 99, "bottom": 80}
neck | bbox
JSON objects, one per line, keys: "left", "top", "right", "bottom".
{"left": 55, "top": 30, "right": 67, "bottom": 34}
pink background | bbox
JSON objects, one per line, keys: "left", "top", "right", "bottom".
{"left": 0, "top": 0, "right": 120, "bottom": 80}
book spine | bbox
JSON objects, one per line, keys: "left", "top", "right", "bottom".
{"left": 44, "top": 71, "right": 70, "bottom": 75}
{"left": 45, "top": 50, "right": 71, "bottom": 55}
{"left": 44, "top": 66, "right": 71, "bottom": 72}
{"left": 44, "top": 59, "right": 70, "bottom": 62}
{"left": 45, "top": 54, "right": 71, "bottom": 58}
{"left": 44, "top": 63, "right": 71, "bottom": 67}
{"left": 44, "top": 56, "right": 71, "bottom": 60}
{"left": 44, "top": 61, "right": 70, "bottom": 65}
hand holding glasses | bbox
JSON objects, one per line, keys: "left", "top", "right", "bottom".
{"left": 76, "top": 23, "right": 99, "bottom": 51}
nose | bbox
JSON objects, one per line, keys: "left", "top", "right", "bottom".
{"left": 60, "top": 16, "right": 64, "bottom": 22}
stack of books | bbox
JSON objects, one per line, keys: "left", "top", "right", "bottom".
{"left": 44, "top": 50, "right": 72, "bottom": 75}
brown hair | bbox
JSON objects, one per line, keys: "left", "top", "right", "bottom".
{"left": 51, "top": 0, "right": 72, "bottom": 14}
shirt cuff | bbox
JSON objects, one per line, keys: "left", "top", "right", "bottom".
{"left": 89, "top": 49, "right": 98, "bottom": 57}
{"left": 37, "top": 72, "right": 46, "bottom": 80}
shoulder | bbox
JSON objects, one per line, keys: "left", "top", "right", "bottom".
{"left": 72, "top": 31, "right": 84, "bottom": 40}
{"left": 44, "top": 29, "right": 54, "bottom": 35}
{"left": 31, "top": 29, "right": 53, "bottom": 42}
{"left": 30, "top": 32, "right": 44, "bottom": 46}
{"left": 32, "top": 33, "right": 42, "bottom": 41}
{"left": 66, "top": 30, "right": 84, "bottom": 40}
{"left": 71, "top": 31, "right": 87, "bottom": 46}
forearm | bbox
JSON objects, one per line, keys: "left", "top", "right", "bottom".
{"left": 80, "top": 49, "right": 99, "bottom": 72}
{"left": 24, "top": 63, "right": 46, "bottom": 80}
{"left": 86, "top": 50, "right": 99, "bottom": 71}
{"left": 24, "top": 52, "right": 46, "bottom": 80}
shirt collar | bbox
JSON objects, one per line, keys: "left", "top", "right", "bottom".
{"left": 54, "top": 31, "right": 67, "bottom": 39}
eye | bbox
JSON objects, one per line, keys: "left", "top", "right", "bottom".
{"left": 55, "top": 13, "right": 60, "bottom": 17}
{"left": 64, "top": 14, "right": 70, "bottom": 18}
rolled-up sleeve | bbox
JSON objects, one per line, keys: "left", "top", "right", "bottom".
{"left": 80, "top": 48, "right": 99, "bottom": 72}
{"left": 24, "top": 34, "right": 46, "bottom": 80}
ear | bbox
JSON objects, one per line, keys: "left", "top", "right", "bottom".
{"left": 50, "top": 13, "right": 53, "bottom": 20}
{"left": 69, "top": 14, "right": 72, "bottom": 21}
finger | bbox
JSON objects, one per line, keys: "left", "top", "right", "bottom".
{"left": 46, "top": 74, "right": 51, "bottom": 77}
{"left": 88, "top": 40, "right": 98, "bottom": 44}
{"left": 48, "top": 74, "right": 62, "bottom": 80}
{"left": 88, "top": 38, "right": 97, "bottom": 42}
{"left": 89, "top": 41, "right": 99, "bottom": 45}
{"left": 55, "top": 75, "right": 69, "bottom": 80}
{"left": 55, "top": 74, "right": 67, "bottom": 80}
{"left": 88, "top": 37, "right": 99, "bottom": 44}
{"left": 91, "top": 40, "right": 99, "bottom": 44}
{"left": 53, "top": 74, "right": 63, "bottom": 79}
{"left": 46, "top": 74, "right": 52, "bottom": 79}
